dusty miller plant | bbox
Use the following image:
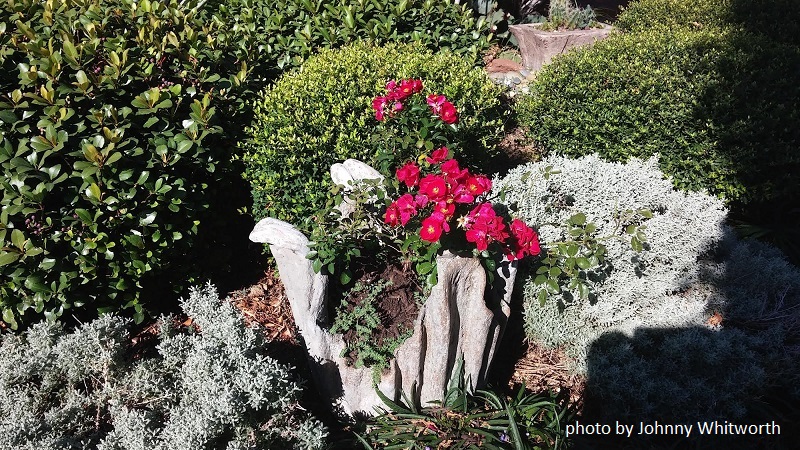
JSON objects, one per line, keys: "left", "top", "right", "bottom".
{"left": 0, "top": 284, "right": 327, "bottom": 450}
{"left": 495, "top": 154, "right": 800, "bottom": 421}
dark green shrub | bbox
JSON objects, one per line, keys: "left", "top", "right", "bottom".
{"left": 615, "top": 0, "right": 732, "bottom": 32}
{"left": 515, "top": 26, "right": 800, "bottom": 206}
{"left": 0, "top": 0, "right": 271, "bottom": 327}
{"left": 241, "top": 42, "right": 507, "bottom": 226}
{"left": 221, "top": 0, "right": 497, "bottom": 72}
{"left": 617, "top": 0, "right": 800, "bottom": 46}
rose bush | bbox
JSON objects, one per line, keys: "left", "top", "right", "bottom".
{"left": 309, "top": 80, "right": 551, "bottom": 288}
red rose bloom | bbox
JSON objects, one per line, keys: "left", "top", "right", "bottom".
{"left": 396, "top": 162, "right": 420, "bottom": 188}
{"left": 396, "top": 194, "right": 417, "bottom": 225}
{"left": 419, "top": 174, "right": 448, "bottom": 201}
{"left": 465, "top": 175, "right": 491, "bottom": 197}
{"left": 420, "top": 215, "right": 444, "bottom": 243}
{"left": 435, "top": 201, "right": 455, "bottom": 221}
{"left": 507, "top": 219, "right": 541, "bottom": 260}
{"left": 441, "top": 159, "right": 468, "bottom": 183}
{"left": 426, "top": 94, "right": 446, "bottom": 114}
{"left": 439, "top": 101, "right": 458, "bottom": 124}
{"left": 398, "top": 79, "right": 418, "bottom": 100}
{"left": 384, "top": 203, "right": 400, "bottom": 226}
{"left": 426, "top": 146, "right": 449, "bottom": 164}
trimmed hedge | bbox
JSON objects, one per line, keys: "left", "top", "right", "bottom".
{"left": 515, "top": 25, "right": 800, "bottom": 205}
{"left": 241, "top": 41, "right": 507, "bottom": 226}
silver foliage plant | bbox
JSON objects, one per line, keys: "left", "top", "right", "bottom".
{"left": 495, "top": 154, "right": 800, "bottom": 420}
{"left": 0, "top": 284, "right": 327, "bottom": 450}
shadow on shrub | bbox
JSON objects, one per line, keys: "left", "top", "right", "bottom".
{"left": 579, "top": 324, "right": 799, "bottom": 450}
{"left": 517, "top": 0, "right": 800, "bottom": 263}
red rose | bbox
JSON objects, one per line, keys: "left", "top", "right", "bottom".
{"left": 426, "top": 146, "right": 449, "bottom": 164}
{"left": 372, "top": 96, "right": 388, "bottom": 121}
{"left": 396, "top": 162, "right": 420, "bottom": 188}
{"left": 398, "top": 79, "right": 418, "bottom": 100}
{"left": 435, "top": 201, "right": 455, "bottom": 221}
{"left": 420, "top": 215, "right": 444, "bottom": 243}
{"left": 508, "top": 219, "right": 541, "bottom": 259}
{"left": 426, "top": 94, "right": 446, "bottom": 114}
{"left": 396, "top": 194, "right": 417, "bottom": 225}
{"left": 384, "top": 203, "right": 400, "bottom": 226}
{"left": 451, "top": 184, "right": 474, "bottom": 204}
{"left": 439, "top": 101, "right": 458, "bottom": 124}
{"left": 419, "top": 174, "right": 448, "bottom": 201}
{"left": 465, "top": 175, "right": 491, "bottom": 197}
{"left": 441, "top": 159, "right": 468, "bottom": 183}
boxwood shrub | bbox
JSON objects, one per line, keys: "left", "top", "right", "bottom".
{"left": 240, "top": 41, "right": 507, "bottom": 226}
{"left": 0, "top": 0, "right": 275, "bottom": 328}
{"left": 515, "top": 25, "right": 800, "bottom": 206}
{"left": 617, "top": 0, "right": 800, "bottom": 47}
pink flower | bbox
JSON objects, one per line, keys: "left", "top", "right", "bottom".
{"left": 434, "top": 201, "right": 455, "bottom": 222}
{"left": 451, "top": 184, "right": 474, "bottom": 204}
{"left": 465, "top": 175, "right": 491, "bottom": 197}
{"left": 372, "top": 96, "right": 388, "bottom": 121}
{"left": 396, "top": 194, "right": 417, "bottom": 225}
{"left": 426, "top": 146, "right": 449, "bottom": 164}
{"left": 464, "top": 203, "right": 509, "bottom": 251}
{"left": 426, "top": 94, "right": 446, "bottom": 114}
{"left": 396, "top": 162, "right": 420, "bottom": 188}
{"left": 398, "top": 79, "right": 418, "bottom": 100}
{"left": 507, "top": 219, "right": 541, "bottom": 260}
{"left": 441, "top": 159, "right": 468, "bottom": 183}
{"left": 412, "top": 79, "right": 423, "bottom": 93}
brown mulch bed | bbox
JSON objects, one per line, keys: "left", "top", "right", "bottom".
{"left": 498, "top": 125, "right": 544, "bottom": 163}
{"left": 511, "top": 341, "right": 585, "bottom": 411}
{"left": 229, "top": 269, "right": 299, "bottom": 345}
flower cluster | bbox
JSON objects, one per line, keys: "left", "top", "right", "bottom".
{"left": 372, "top": 78, "right": 458, "bottom": 124}
{"left": 384, "top": 150, "right": 540, "bottom": 261}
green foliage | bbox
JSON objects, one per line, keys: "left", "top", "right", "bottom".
{"left": 221, "top": 0, "right": 498, "bottom": 73}
{"left": 330, "top": 279, "right": 414, "bottom": 372}
{"left": 615, "top": 0, "right": 732, "bottom": 32}
{"left": 0, "top": 0, "right": 275, "bottom": 327}
{"left": 358, "top": 359, "right": 571, "bottom": 449}
{"left": 0, "top": 284, "right": 327, "bottom": 449}
{"left": 307, "top": 178, "right": 391, "bottom": 287}
{"left": 515, "top": 24, "right": 800, "bottom": 207}
{"left": 240, "top": 41, "right": 507, "bottom": 227}
{"left": 540, "top": 0, "right": 598, "bottom": 31}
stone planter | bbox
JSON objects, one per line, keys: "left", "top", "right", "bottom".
{"left": 509, "top": 23, "right": 613, "bottom": 72}
{"left": 248, "top": 161, "right": 517, "bottom": 416}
